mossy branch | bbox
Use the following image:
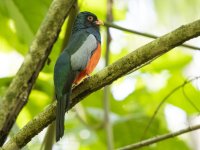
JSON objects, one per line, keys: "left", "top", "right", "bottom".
{"left": 2, "top": 19, "right": 200, "bottom": 149}
{"left": 0, "top": 0, "right": 76, "bottom": 146}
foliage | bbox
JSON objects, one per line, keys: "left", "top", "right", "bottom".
{"left": 0, "top": 0, "right": 200, "bottom": 150}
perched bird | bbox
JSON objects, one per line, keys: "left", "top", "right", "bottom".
{"left": 54, "top": 11, "right": 103, "bottom": 141}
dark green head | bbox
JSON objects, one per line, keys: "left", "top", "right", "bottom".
{"left": 72, "top": 11, "right": 103, "bottom": 35}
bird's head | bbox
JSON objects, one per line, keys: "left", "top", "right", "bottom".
{"left": 72, "top": 11, "right": 104, "bottom": 33}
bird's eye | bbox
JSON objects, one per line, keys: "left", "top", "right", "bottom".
{"left": 87, "top": 16, "right": 94, "bottom": 22}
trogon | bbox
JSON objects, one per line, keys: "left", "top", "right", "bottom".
{"left": 54, "top": 11, "right": 103, "bottom": 141}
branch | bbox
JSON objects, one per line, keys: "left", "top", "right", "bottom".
{"left": 2, "top": 19, "right": 200, "bottom": 149}
{"left": 104, "top": 22, "right": 200, "bottom": 51}
{"left": 117, "top": 123, "right": 200, "bottom": 150}
{"left": 0, "top": 0, "right": 76, "bottom": 145}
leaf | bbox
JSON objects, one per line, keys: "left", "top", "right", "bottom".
{"left": 0, "top": 0, "right": 51, "bottom": 54}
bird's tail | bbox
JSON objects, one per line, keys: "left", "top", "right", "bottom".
{"left": 56, "top": 93, "right": 70, "bottom": 141}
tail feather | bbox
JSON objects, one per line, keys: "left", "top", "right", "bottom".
{"left": 56, "top": 94, "right": 69, "bottom": 141}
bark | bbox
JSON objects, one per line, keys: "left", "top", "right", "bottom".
{"left": 2, "top": 18, "right": 200, "bottom": 149}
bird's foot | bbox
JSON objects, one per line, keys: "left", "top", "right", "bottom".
{"left": 72, "top": 74, "right": 91, "bottom": 89}
{"left": 72, "top": 83, "right": 78, "bottom": 89}
{"left": 84, "top": 74, "right": 91, "bottom": 81}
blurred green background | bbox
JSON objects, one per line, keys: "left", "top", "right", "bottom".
{"left": 1, "top": 0, "right": 200, "bottom": 150}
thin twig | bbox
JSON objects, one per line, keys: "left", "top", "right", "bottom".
{"left": 182, "top": 85, "right": 200, "bottom": 112}
{"left": 117, "top": 123, "right": 200, "bottom": 150}
{"left": 104, "top": 22, "right": 200, "bottom": 51}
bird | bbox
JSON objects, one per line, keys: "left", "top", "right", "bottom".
{"left": 54, "top": 11, "right": 103, "bottom": 141}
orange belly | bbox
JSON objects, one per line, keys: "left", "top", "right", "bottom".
{"left": 74, "top": 43, "right": 101, "bottom": 84}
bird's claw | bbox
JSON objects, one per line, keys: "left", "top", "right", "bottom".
{"left": 84, "top": 74, "right": 91, "bottom": 81}
{"left": 72, "top": 83, "right": 78, "bottom": 89}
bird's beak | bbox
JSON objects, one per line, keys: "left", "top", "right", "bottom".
{"left": 95, "top": 20, "right": 104, "bottom": 26}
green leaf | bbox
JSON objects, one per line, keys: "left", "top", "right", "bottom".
{"left": 0, "top": 0, "right": 51, "bottom": 54}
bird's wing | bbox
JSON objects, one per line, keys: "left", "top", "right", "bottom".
{"left": 54, "top": 51, "right": 76, "bottom": 141}
{"left": 54, "top": 51, "right": 75, "bottom": 97}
